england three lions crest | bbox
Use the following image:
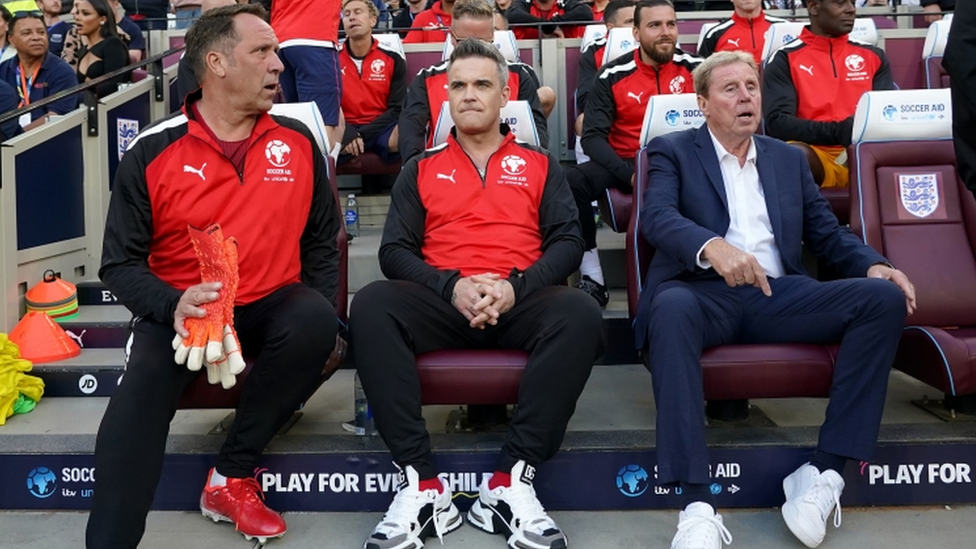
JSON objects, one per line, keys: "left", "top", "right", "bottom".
{"left": 898, "top": 173, "right": 939, "bottom": 219}
{"left": 117, "top": 118, "right": 139, "bottom": 160}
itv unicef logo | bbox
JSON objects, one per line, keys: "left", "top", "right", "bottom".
{"left": 27, "top": 467, "right": 57, "bottom": 499}
{"left": 883, "top": 104, "right": 898, "bottom": 122}
{"left": 616, "top": 464, "right": 649, "bottom": 497}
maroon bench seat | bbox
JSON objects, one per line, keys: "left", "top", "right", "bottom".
{"left": 416, "top": 350, "right": 528, "bottom": 405}
{"left": 336, "top": 152, "right": 401, "bottom": 176}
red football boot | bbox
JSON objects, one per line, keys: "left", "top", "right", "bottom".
{"left": 200, "top": 469, "right": 287, "bottom": 543}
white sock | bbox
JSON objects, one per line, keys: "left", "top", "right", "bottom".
{"left": 209, "top": 469, "right": 227, "bottom": 487}
{"left": 579, "top": 249, "right": 605, "bottom": 285}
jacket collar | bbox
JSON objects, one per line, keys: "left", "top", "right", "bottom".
{"left": 799, "top": 26, "right": 849, "bottom": 53}
{"left": 731, "top": 10, "right": 764, "bottom": 25}
{"left": 182, "top": 90, "right": 280, "bottom": 150}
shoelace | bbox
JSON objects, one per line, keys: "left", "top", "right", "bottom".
{"left": 806, "top": 477, "right": 842, "bottom": 528}
{"left": 229, "top": 477, "right": 267, "bottom": 505}
{"left": 501, "top": 483, "right": 558, "bottom": 535}
{"left": 675, "top": 513, "right": 733, "bottom": 546}
{"left": 377, "top": 487, "right": 448, "bottom": 544}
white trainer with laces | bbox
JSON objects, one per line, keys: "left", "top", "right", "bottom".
{"left": 364, "top": 465, "right": 462, "bottom": 549}
{"left": 671, "top": 502, "right": 733, "bottom": 549}
{"left": 781, "top": 463, "right": 845, "bottom": 548}
{"left": 467, "top": 460, "right": 568, "bottom": 549}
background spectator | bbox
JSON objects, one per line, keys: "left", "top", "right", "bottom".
{"left": 119, "top": 0, "right": 168, "bottom": 30}
{"left": 0, "top": 79, "right": 23, "bottom": 140}
{"left": 403, "top": 0, "right": 453, "bottom": 42}
{"left": 506, "top": 0, "right": 593, "bottom": 40}
{"left": 391, "top": 0, "right": 433, "bottom": 36}
{"left": 75, "top": 0, "right": 129, "bottom": 97}
{"left": 921, "top": 0, "right": 953, "bottom": 24}
{"left": 37, "top": 0, "right": 71, "bottom": 56}
{"left": 109, "top": 0, "right": 146, "bottom": 62}
{"left": 0, "top": 6, "right": 16, "bottom": 63}
{"left": 171, "top": 0, "right": 203, "bottom": 29}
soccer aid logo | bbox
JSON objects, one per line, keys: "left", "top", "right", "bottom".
{"left": 616, "top": 465, "right": 649, "bottom": 497}
{"left": 371, "top": 58, "right": 385, "bottom": 74}
{"left": 501, "top": 155, "right": 528, "bottom": 176}
{"left": 669, "top": 75, "right": 686, "bottom": 94}
{"left": 26, "top": 467, "right": 57, "bottom": 499}
{"left": 265, "top": 140, "right": 291, "bottom": 167}
{"left": 845, "top": 54, "right": 865, "bottom": 72}
{"left": 665, "top": 109, "right": 681, "bottom": 127}
{"left": 883, "top": 105, "right": 898, "bottom": 121}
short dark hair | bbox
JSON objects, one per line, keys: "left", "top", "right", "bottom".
{"left": 0, "top": 6, "right": 12, "bottom": 25}
{"left": 80, "top": 0, "right": 120, "bottom": 40}
{"left": 185, "top": 3, "right": 267, "bottom": 83}
{"left": 448, "top": 37, "right": 508, "bottom": 88}
{"left": 633, "top": 0, "right": 673, "bottom": 28}
{"left": 604, "top": 0, "right": 636, "bottom": 26}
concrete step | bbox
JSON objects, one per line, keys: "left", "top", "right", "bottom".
{"left": 31, "top": 348, "right": 125, "bottom": 397}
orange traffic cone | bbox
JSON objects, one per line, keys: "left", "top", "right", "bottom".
{"left": 25, "top": 270, "right": 79, "bottom": 321}
{"left": 9, "top": 311, "right": 81, "bottom": 363}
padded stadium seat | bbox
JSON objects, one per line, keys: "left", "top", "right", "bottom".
{"left": 374, "top": 33, "right": 406, "bottom": 59}
{"left": 131, "top": 69, "right": 148, "bottom": 82}
{"left": 602, "top": 27, "right": 638, "bottom": 66}
{"left": 432, "top": 100, "right": 540, "bottom": 146}
{"left": 627, "top": 145, "right": 837, "bottom": 413}
{"left": 849, "top": 89, "right": 976, "bottom": 404}
{"left": 415, "top": 350, "right": 528, "bottom": 405}
{"left": 177, "top": 102, "right": 348, "bottom": 409}
{"left": 580, "top": 24, "right": 607, "bottom": 51}
{"left": 599, "top": 94, "right": 703, "bottom": 235}
{"left": 849, "top": 18, "right": 879, "bottom": 46}
{"left": 697, "top": 22, "right": 718, "bottom": 53}
{"left": 761, "top": 21, "right": 806, "bottom": 67}
{"left": 922, "top": 19, "right": 952, "bottom": 89}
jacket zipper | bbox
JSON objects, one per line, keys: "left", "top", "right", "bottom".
{"left": 749, "top": 19, "right": 756, "bottom": 49}
{"left": 460, "top": 147, "right": 500, "bottom": 188}
{"left": 829, "top": 41, "right": 837, "bottom": 78}
{"left": 190, "top": 127, "right": 272, "bottom": 185}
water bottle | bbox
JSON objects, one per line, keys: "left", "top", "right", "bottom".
{"left": 353, "top": 372, "right": 374, "bottom": 436}
{"left": 345, "top": 193, "right": 360, "bottom": 240}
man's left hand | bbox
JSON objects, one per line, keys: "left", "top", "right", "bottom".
{"left": 867, "top": 264, "right": 917, "bottom": 315}
{"left": 470, "top": 274, "right": 515, "bottom": 327}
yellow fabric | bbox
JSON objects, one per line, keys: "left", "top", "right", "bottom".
{"left": 2, "top": 1, "right": 43, "bottom": 14}
{"left": 0, "top": 333, "right": 44, "bottom": 425}
{"left": 808, "top": 145, "right": 849, "bottom": 189}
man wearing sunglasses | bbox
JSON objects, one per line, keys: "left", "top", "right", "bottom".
{"left": 0, "top": 10, "right": 77, "bottom": 130}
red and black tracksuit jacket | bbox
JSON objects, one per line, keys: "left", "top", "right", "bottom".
{"left": 403, "top": 1, "right": 452, "bottom": 43}
{"left": 507, "top": 0, "right": 593, "bottom": 40}
{"left": 575, "top": 35, "right": 607, "bottom": 115}
{"left": 399, "top": 60, "right": 550, "bottom": 161}
{"left": 380, "top": 126, "right": 583, "bottom": 302}
{"left": 339, "top": 38, "right": 407, "bottom": 146}
{"left": 582, "top": 48, "right": 700, "bottom": 182}
{"left": 272, "top": 0, "right": 340, "bottom": 47}
{"left": 762, "top": 26, "right": 894, "bottom": 147}
{"left": 99, "top": 92, "right": 341, "bottom": 325}
{"left": 698, "top": 11, "right": 787, "bottom": 65}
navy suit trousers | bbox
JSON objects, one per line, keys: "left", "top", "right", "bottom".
{"left": 643, "top": 274, "right": 906, "bottom": 485}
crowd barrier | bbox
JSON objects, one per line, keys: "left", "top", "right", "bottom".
{"left": 0, "top": 6, "right": 938, "bottom": 332}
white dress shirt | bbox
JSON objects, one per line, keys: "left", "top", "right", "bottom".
{"left": 696, "top": 129, "right": 786, "bottom": 279}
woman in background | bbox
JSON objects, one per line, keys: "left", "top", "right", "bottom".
{"left": 0, "top": 7, "right": 17, "bottom": 63}
{"left": 74, "top": 0, "right": 130, "bottom": 97}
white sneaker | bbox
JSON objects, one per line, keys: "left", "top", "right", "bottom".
{"left": 467, "top": 460, "right": 568, "bottom": 549}
{"left": 671, "top": 502, "right": 733, "bottom": 549}
{"left": 781, "top": 463, "right": 845, "bottom": 548}
{"left": 364, "top": 465, "right": 462, "bottom": 549}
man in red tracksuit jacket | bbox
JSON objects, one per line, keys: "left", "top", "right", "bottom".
{"left": 698, "top": 0, "right": 786, "bottom": 65}
{"left": 762, "top": 0, "right": 893, "bottom": 188}
{"left": 567, "top": 0, "right": 701, "bottom": 307}
{"left": 404, "top": 0, "right": 455, "bottom": 42}
{"left": 506, "top": 0, "right": 593, "bottom": 39}
{"left": 85, "top": 6, "right": 341, "bottom": 548}
{"left": 575, "top": 0, "right": 636, "bottom": 131}
{"left": 399, "top": 0, "right": 550, "bottom": 161}
{"left": 338, "top": 0, "right": 407, "bottom": 163}
{"left": 352, "top": 37, "right": 602, "bottom": 549}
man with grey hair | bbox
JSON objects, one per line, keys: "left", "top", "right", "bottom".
{"left": 635, "top": 50, "right": 915, "bottom": 548}
{"left": 86, "top": 4, "right": 341, "bottom": 547}
{"left": 353, "top": 37, "right": 600, "bottom": 549}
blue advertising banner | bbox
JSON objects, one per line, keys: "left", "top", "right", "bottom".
{"left": 2, "top": 443, "right": 975, "bottom": 512}
{"left": 15, "top": 130, "right": 85, "bottom": 250}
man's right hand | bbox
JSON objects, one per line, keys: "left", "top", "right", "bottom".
{"left": 452, "top": 274, "right": 501, "bottom": 329}
{"left": 702, "top": 239, "right": 772, "bottom": 296}
{"left": 173, "top": 281, "right": 222, "bottom": 338}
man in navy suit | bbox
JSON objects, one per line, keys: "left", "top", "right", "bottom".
{"left": 635, "top": 51, "right": 916, "bottom": 549}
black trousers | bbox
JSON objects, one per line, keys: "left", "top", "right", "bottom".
{"left": 86, "top": 283, "right": 337, "bottom": 549}
{"left": 565, "top": 161, "right": 632, "bottom": 251}
{"left": 350, "top": 280, "right": 603, "bottom": 479}
{"left": 643, "top": 275, "right": 906, "bottom": 485}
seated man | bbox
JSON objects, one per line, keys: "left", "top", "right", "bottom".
{"left": 566, "top": 0, "right": 699, "bottom": 307}
{"left": 697, "top": 0, "right": 786, "bottom": 65}
{"left": 399, "top": 0, "right": 551, "bottom": 161}
{"left": 392, "top": 0, "right": 435, "bottom": 36}
{"left": 338, "top": 0, "right": 406, "bottom": 163}
{"left": 403, "top": 0, "right": 455, "bottom": 42}
{"left": 636, "top": 51, "right": 915, "bottom": 549}
{"left": 762, "top": 0, "right": 893, "bottom": 188}
{"left": 0, "top": 11, "right": 77, "bottom": 131}
{"left": 352, "top": 37, "right": 602, "bottom": 549}
{"left": 85, "top": 5, "right": 342, "bottom": 547}
{"left": 506, "top": 0, "right": 592, "bottom": 39}
{"left": 574, "top": 0, "right": 636, "bottom": 150}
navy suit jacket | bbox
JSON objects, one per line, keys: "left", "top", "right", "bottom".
{"left": 633, "top": 125, "right": 887, "bottom": 348}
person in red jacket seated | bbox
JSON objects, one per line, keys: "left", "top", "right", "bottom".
{"left": 697, "top": 0, "right": 786, "bottom": 65}
{"left": 404, "top": 0, "right": 455, "bottom": 42}
{"left": 338, "top": 0, "right": 406, "bottom": 164}
{"left": 762, "top": 0, "right": 893, "bottom": 188}
{"left": 506, "top": 0, "right": 593, "bottom": 39}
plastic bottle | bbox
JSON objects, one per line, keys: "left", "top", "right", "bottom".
{"left": 353, "top": 372, "right": 374, "bottom": 436}
{"left": 345, "top": 193, "right": 360, "bottom": 240}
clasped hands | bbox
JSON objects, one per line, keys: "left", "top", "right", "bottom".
{"left": 452, "top": 273, "right": 515, "bottom": 329}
